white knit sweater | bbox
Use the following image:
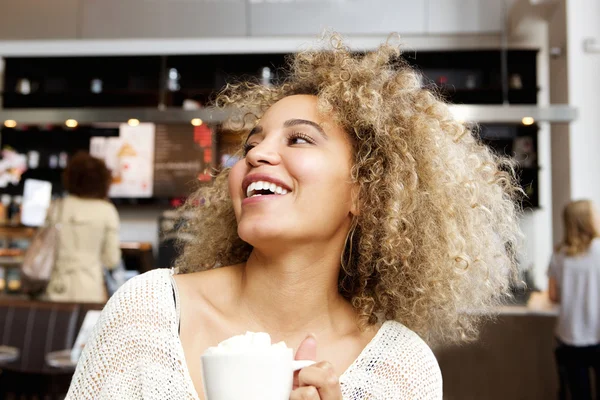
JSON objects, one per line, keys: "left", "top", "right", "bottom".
{"left": 66, "top": 269, "right": 442, "bottom": 399}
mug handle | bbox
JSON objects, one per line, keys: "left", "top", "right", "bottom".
{"left": 292, "top": 360, "right": 316, "bottom": 371}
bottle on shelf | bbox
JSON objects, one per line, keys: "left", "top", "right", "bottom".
{"left": 91, "top": 78, "right": 103, "bottom": 94}
{"left": 9, "top": 196, "right": 22, "bottom": 226}
{"left": 2, "top": 195, "right": 13, "bottom": 225}
{"left": 0, "top": 267, "right": 5, "bottom": 293}
{"left": 167, "top": 68, "right": 181, "bottom": 92}
{"left": 509, "top": 74, "right": 523, "bottom": 90}
{"left": 49, "top": 154, "right": 59, "bottom": 169}
{"left": 0, "top": 196, "right": 7, "bottom": 225}
{"left": 59, "top": 152, "right": 68, "bottom": 169}
{"left": 6, "top": 267, "right": 21, "bottom": 293}
{"left": 27, "top": 150, "right": 40, "bottom": 169}
{"left": 260, "top": 67, "right": 273, "bottom": 87}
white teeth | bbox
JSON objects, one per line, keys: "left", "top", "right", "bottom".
{"left": 245, "top": 179, "right": 290, "bottom": 198}
{"left": 246, "top": 182, "right": 256, "bottom": 198}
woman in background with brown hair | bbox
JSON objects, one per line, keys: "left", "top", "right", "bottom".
{"left": 44, "top": 151, "right": 121, "bottom": 303}
{"left": 549, "top": 199, "right": 600, "bottom": 400}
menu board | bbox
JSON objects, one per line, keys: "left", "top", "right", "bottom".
{"left": 91, "top": 123, "right": 212, "bottom": 198}
{"left": 153, "top": 124, "right": 213, "bottom": 198}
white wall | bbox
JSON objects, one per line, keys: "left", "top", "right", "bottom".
{"left": 549, "top": 0, "right": 570, "bottom": 247}
{"left": 565, "top": 0, "right": 600, "bottom": 204}
{"left": 547, "top": 0, "right": 600, "bottom": 252}
{"left": 0, "top": 0, "right": 512, "bottom": 41}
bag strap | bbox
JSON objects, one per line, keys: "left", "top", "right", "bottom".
{"left": 50, "top": 198, "right": 64, "bottom": 264}
{"left": 57, "top": 197, "right": 65, "bottom": 225}
{"left": 49, "top": 198, "right": 64, "bottom": 224}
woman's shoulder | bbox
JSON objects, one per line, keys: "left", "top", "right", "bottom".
{"left": 591, "top": 238, "right": 600, "bottom": 251}
{"left": 114, "top": 268, "right": 174, "bottom": 299}
{"left": 103, "top": 269, "right": 177, "bottom": 326}
{"left": 92, "top": 198, "right": 119, "bottom": 215}
{"left": 377, "top": 321, "right": 439, "bottom": 365}
{"left": 353, "top": 320, "right": 442, "bottom": 398}
{"left": 68, "top": 269, "right": 188, "bottom": 399}
{"left": 173, "top": 265, "right": 241, "bottom": 301}
{"left": 63, "top": 196, "right": 119, "bottom": 216}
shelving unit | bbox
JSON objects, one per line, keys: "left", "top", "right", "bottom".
{"left": 0, "top": 225, "right": 37, "bottom": 295}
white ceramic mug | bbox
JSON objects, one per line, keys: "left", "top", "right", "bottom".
{"left": 201, "top": 348, "right": 315, "bottom": 400}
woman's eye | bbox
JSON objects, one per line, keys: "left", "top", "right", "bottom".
{"left": 291, "top": 137, "right": 308, "bottom": 144}
{"left": 288, "top": 133, "right": 313, "bottom": 145}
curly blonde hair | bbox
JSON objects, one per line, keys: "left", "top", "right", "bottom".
{"left": 176, "top": 34, "right": 523, "bottom": 344}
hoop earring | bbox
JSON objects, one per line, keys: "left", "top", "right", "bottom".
{"left": 340, "top": 216, "right": 358, "bottom": 274}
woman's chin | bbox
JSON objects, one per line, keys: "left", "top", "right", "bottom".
{"left": 238, "top": 224, "right": 290, "bottom": 248}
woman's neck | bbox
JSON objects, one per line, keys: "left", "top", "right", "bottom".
{"left": 234, "top": 244, "right": 354, "bottom": 340}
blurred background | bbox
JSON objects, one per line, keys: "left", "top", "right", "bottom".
{"left": 0, "top": 0, "right": 597, "bottom": 398}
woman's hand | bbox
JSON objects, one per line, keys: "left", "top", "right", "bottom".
{"left": 290, "top": 335, "right": 343, "bottom": 400}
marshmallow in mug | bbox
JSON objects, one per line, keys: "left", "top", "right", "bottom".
{"left": 203, "top": 332, "right": 289, "bottom": 355}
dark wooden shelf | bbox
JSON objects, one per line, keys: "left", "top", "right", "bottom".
{"left": 0, "top": 225, "right": 37, "bottom": 239}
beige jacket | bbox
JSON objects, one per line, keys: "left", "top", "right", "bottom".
{"left": 45, "top": 195, "right": 121, "bottom": 303}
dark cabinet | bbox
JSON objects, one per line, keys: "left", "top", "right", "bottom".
{"left": 2, "top": 50, "right": 538, "bottom": 109}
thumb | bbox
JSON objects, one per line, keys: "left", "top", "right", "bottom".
{"left": 294, "top": 334, "right": 317, "bottom": 361}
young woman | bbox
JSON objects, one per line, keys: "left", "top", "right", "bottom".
{"left": 66, "top": 35, "right": 521, "bottom": 399}
{"left": 549, "top": 200, "right": 600, "bottom": 400}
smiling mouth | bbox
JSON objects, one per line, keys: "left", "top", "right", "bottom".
{"left": 246, "top": 180, "right": 289, "bottom": 198}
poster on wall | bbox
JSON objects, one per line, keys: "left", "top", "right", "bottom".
{"left": 21, "top": 179, "right": 52, "bottom": 227}
{"left": 90, "top": 123, "right": 155, "bottom": 198}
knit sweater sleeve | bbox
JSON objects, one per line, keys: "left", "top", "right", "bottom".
{"left": 340, "top": 321, "right": 443, "bottom": 399}
{"left": 65, "top": 269, "right": 196, "bottom": 400}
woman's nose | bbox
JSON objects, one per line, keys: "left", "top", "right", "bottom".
{"left": 245, "top": 141, "right": 281, "bottom": 167}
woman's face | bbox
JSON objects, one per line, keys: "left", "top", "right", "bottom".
{"left": 229, "top": 95, "right": 356, "bottom": 248}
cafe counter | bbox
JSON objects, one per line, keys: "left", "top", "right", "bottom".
{"left": 434, "top": 291, "right": 560, "bottom": 400}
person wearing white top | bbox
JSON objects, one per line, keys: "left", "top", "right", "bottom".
{"left": 66, "top": 33, "right": 522, "bottom": 399}
{"left": 548, "top": 200, "right": 600, "bottom": 400}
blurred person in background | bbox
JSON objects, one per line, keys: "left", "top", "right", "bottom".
{"left": 549, "top": 199, "right": 600, "bottom": 400}
{"left": 67, "top": 34, "right": 522, "bottom": 400}
{"left": 44, "top": 151, "right": 121, "bottom": 303}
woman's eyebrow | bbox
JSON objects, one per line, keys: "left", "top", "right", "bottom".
{"left": 283, "top": 119, "right": 329, "bottom": 139}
